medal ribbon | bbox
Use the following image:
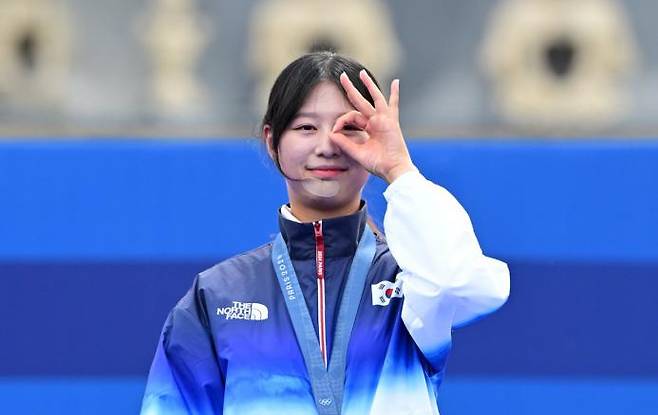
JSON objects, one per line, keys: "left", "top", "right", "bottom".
{"left": 272, "top": 224, "right": 376, "bottom": 414}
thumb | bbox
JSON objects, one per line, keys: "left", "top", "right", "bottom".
{"left": 329, "top": 131, "right": 364, "bottom": 162}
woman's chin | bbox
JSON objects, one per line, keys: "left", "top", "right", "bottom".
{"left": 302, "top": 179, "right": 341, "bottom": 198}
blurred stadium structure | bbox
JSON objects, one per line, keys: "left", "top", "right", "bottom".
{"left": 0, "top": 0, "right": 657, "bottom": 136}
{"left": 1, "top": 1, "right": 658, "bottom": 415}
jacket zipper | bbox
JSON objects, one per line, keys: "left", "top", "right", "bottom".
{"left": 313, "top": 220, "right": 328, "bottom": 368}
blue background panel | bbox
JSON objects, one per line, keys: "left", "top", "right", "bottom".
{"left": 438, "top": 377, "right": 658, "bottom": 415}
{"left": 1, "top": 377, "right": 656, "bottom": 415}
{"left": 1, "top": 260, "right": 656, "bottom": 377}
{"left": 1, "top": 139, "right": 657, "bottom": 262}
{"left": 1, "top": 139, "right": 657, "bottom": 414}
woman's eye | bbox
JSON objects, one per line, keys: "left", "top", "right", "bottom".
{"left": 293, "top": 125, "right": 315, "bottom": 131}
{"left": 343, "top": 124, "right": 363, "bottom": 131}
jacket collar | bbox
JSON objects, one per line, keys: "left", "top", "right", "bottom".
{"left": 277, "top": 202, "right": 368, "bottom": 260}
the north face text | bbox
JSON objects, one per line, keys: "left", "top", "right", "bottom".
{"left": 216, "top": 301, "right": 269, "bottom": 320}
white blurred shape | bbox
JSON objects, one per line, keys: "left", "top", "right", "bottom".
{"left": 480, "top": 0, "right": 638, "bottom": 130}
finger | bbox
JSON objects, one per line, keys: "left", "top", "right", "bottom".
{"left": 340, "top": 73, "right": 376, "bottom": 117}
{"left": 359, "top": 69, "right": 388, "bottom": 111}
{"left": 388, "top": 79, "right": 399, "bottom": 115}
{"left": 329, "top": 130, "right": 364, "bottom": 162}
{"left": 332, "top": 110, "right": 369, "bottom": 133}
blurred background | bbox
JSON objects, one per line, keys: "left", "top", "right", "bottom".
{"left": 0, "top": 0, "right": 657, "bottom": 414}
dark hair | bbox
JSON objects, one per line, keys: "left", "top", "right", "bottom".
{"left": 261, "top": 51, "right": 380, "bottom": 171}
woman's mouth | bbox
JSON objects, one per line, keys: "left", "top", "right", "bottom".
{"left": 307, "top": 166, "right": 348, "bottom": 179}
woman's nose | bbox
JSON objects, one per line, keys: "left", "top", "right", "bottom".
{"left": 314, "top": 129, "right": 341, "bottom": 157}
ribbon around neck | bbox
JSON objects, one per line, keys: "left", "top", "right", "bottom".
{"left": 271, "top": 224, "right": 376, "bottom": 414}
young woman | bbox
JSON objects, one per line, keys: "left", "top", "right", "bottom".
{"left": 141, "top": 52, "right": 510, "bottom": 415}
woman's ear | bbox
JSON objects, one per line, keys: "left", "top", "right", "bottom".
{"left": 262, "top": 124, "right": 276, "bottom": 161}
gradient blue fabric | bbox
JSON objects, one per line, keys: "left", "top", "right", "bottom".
{"left": 142, "top": 209, "right": 444, "bottom": 414}
{"left": 140, "top": 170, "right": 509, "bottom": 414}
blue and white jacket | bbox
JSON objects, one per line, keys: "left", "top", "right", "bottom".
{"left": 141, "top": 171, "right": 510, "bottom": 415}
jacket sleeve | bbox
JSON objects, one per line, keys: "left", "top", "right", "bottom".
{"left": 383, "top": 170, "right": 510, "bottom": 366}
{"left": 141, "top": 278, "right": 224, "bottom": 415}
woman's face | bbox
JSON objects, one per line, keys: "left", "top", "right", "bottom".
{"left": 272, "top": 81, "right": 369, "bottom": 213}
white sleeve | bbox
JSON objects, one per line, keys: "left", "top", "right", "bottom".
{"left": 383, "top": 170, "right": 510, "bottom": 360}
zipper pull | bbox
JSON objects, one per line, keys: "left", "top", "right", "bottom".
{"left": 313, "top": 221, "right": 322, "bottom": 239}
{"left": 313, "top": 221, "right": 324, "bottom": 280}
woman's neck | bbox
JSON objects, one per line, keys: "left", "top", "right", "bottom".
{"left": 288, "top": 198, "right": 361, "bottom": 223}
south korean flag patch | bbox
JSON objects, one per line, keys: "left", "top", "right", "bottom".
{"left": 371, "top": 278, "right": 403, "bottom": 306}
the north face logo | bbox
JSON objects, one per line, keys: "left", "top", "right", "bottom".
{"left": 216, "top": 301, "right": 269, "bottom": 320}
{"left": 371, "top": 279, "right": 403, "bottom": 306}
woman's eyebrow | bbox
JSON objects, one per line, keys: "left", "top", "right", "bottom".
{"left": 294, "top": 111, "right": 347, "bottom": 120}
